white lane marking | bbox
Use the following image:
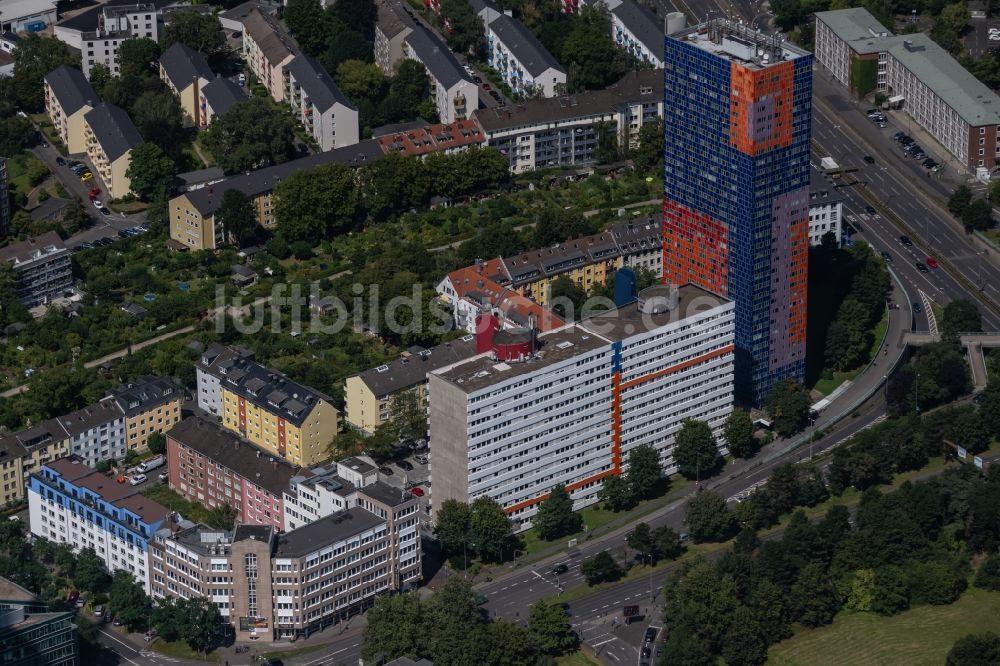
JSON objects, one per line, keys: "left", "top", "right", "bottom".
{"left": 593, "top": 638, "right": 617, "bottom": 647}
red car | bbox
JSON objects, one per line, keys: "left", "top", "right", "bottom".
{"left": 482, "top": 83, "right": 491, "bottom": 91}
{"left": 410, "top": 486, "right": 424, "bottom": 497}
{"left": 88, "top": 187, "right": 101, "bottom": 200}
{"left": 926, "top": 256, "right": 939, "bottom": 269}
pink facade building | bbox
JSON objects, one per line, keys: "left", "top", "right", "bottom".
{"left": 166, "top": 416, "right": 302, "bottom": 531}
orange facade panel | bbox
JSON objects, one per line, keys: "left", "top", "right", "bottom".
{"left": 729, "top": 60, "right": 794, "bottom": 156}
{"left": 662, "top": 199, "right": 729, "bottom": 295}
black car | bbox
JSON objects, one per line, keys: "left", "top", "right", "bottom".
{"left": 863, "top": 155, "right": 875, "bottom": 164}
{"left": 641, "top": 646, "right": 652, "bottom": 658}
{"left": 916, "top": 261, "right": 928, "bottom": 273}
{"left": 913, "top": 302, "right": 923, "bottom": 314}
{"left": 865, "top": 205, "right": 877, "bottom": 215}
{"left": 893, "top": 131, "right": 906, "bottom": 141}
{"left": 880, "top": 251, "right": 893, "bottom": 262}
{"left": 900, "top": 235, "right": 913, "bottom": 246}
{"left": 398, "top": 460, "right": 414, "bottom": 471}
{"left": 551, "top": 563, "right": 568, "bottom": 575}
{"left": 55, "top": 157, "right": 66, "bottom": 166}
{"left": 99, "top": 207, "right": 111, "bottom": 216}
{"left": 379, "top": 466, "right": 393, "bottom": 476}
{"left": 645, "top": 627, "right": 658, "bottom": 643}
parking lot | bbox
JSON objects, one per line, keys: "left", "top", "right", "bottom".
{"left": 377, "top": 445, "right": 433, "bottom": 521}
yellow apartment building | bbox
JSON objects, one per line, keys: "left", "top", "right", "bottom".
{"left": 109, "top": 376, "right": 183, "bottom": 452}
{"left": 82, "top": 103, "right": 141, "bottom": 199}
{"left": 43, "top": 65, "right": 98, "bottom": 154}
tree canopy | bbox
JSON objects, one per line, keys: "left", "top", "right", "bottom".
{"left": 12, "top": 34, "right": 79, "bottom": 110}
{"left": 533, "top": 484, "right": 582, "bottom": 541}
{"left": 161, "top": 12, "right": 227, "bottom": 61}
{"left": 203, "top": 98, "right": 298, "bottom": 174}
{"left": 126, "top": 143, "right": 176, "bottom": 202}
{"left": 673, "top": 419, "right": 720, "bottom": 480}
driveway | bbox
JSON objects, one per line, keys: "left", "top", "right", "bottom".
{"left": 30, "top": 142, "right": 147, "bottom": 249}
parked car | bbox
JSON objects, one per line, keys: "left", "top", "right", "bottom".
{"left": 913, "top": 302, "right": 923, "bottom": 313}
{"left": 379, "top": 466, "right": 393, "bottom": 476}
{"left": 129, "top": 473, "right": 147, "bottom": 485}
{"left": 482, "top": 83, "right": 491, "bottom": 90}
{"left": 398, "top": 460, "right": 414, "bottom": 471}
{"left": 80, "top": 172, "right": 93, "bottom": 182}
{"left": 880, "top": 251, "right": 893, "bottom": 262}
{"left": 92, "top": 199, "right": 102, "bottom": 209}
{"left": 99, "top": 207, "right": 111, "bottom": 216}
{"left": 55, "top": 157, "right": 66, "bottom": 166}
{"left": 93, "top": 606, "right": 103, "bottom": 617}
{"left": 865, "top": 205, "right": 877, "bottom": 215}
{"left": 926, "top": 256, "right": 939, "bottom": 269}
{"left": 645, "top": 627, "right": 658, "bottom": 643}
{"left": 415, "top": 455, "right": 429, "bottom": 465}
{"left": 238, "top": 72, "right": 246, "bottom": 85}
{"left": 158, "top": 472, "right": 168, "bottom": 482}
{"left": 410, "top": 486, "right": 424, "bottom": 497}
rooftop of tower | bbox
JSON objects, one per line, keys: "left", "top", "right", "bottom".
{"left": 671, "top": 19, "right": 810, "bottom": 68}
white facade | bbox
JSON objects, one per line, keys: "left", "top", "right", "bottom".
{"left": 79, "top": 5, "right": 158, "bottom": 78}
{"left": 485, "top": 16, "right": 566, "bottom": 98}
{"left": 808, "top": 193, "right": 843, "bottom": 246}
{"left": 196, "top": 366, "right": 222, "bottom": 415}
{"left": 283, "top": 57, "right": 360, "bottom": 151}
{"left": 428, "top": 286, "right": 735, "bottom": 529}
{"left": 0, "top": 0, "right": 57, "bottom": 34}
{"left": 282, "top": 459, "right": 378, "bottom": 531}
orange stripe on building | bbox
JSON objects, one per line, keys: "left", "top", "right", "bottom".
{"left": 503, "top": 469, "right": 617, "bottom": 515}
{"left": 619, "top": 344, "right": 735, "bottom": 391}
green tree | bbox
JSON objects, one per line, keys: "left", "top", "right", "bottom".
{"left": 126, "top": 143, "right": 175, "bottom": 202}
{"left": 724, "top": 408, "right": 758, "bottom": 459}
{"left": 673, "top": 419, "right": 719, "bottom": 480}
{"left": 204, "top": 97, "right": 297, "bottom": 174}
{"left": 549, "top": 275, "right": 586, "bottom": 320}
{"left": 486, "top": 621, "right": 539, "bottom": 666}
{"left": 528, "top": 599, "right": 578, "bottom": 654}
{"left": 631, "top": 118, "right": 663, "bottom": 174}
{"left": 215, "top": 189, "right": 257, "bottom": 247}
{"left": 580, "top": 550, "right": 623, "bottom": 585}
{"left": 962, "top": 198, "right": 994, "bottom": 231}
{"left": 12, "top": 34, "right": 79, "bottom": 110}
{"left": 534, "top": 484, "right": 583, "bottom": 541}
{"left": 206, "top": 502, "right": 238, "bottom": 530}
{"left": 469, "top": 496, "right": 512, "bottom": 562}
{"left": 132, "top": 90, "right": 185, "bottom": 156}
{"left": 872, "top": 564, "right": 910, "bottom": 615}
{"left": 178, "top": 596, "right": 221, "bottom": 654}
{"left": 766, "top": 463, "right": 801, "bottom": 516}
{"left": 88, "top": 63, "right": 113, "bottom": 95}
{"left": 440, "top": 0, "right": 485, "bottom": 57}
{"left": 559, "top": 6, "right": 629, "bottom": 92}
{"left": 790, "top": 562, "right": 839, "bottom": 627}
{"left": 283, "top": 0, "right": 329, "bottom": 55}
{"left": 931, "top": 1, "right": 971, "bottom": 54}
{"left": 684, "top": 491, "right": 737, "bottom": 542}
{"left": 844, "top": 568, "right": 875, "bottom": 612}
{"left": 434, "top": 499, "right": 471, "bottom": 557}
{"left": 108, "top": 570, "right": 151, "bottom": 631}
{"left": 361, "top": 592, "right": 423, "bottom": 662}
{"left": 117, "top": 37, "right": 160, "bottom": 78}
{"left": 625, "top": 443, "right": 662, "bottom": 499}
{"left": 948, "top": 184, "right": 973, "bottom": 216}
{"left": 660, "top": 627, "right": 714, "bottom": 666}
{"left": 274, "top": 162, "right": 360, "bottom": 241}
{"left": 652, "top": 526, "right": 684, "bottom": 561}
{"left": 626, "top": 522, "right": 655, "bottom": 560}
{"left": 74, "top": 548, "right": 110, "bottom": 593}
{"left": 161, "top": 12, "right": 226, "bottom": 61}
{"left": 152, "top": 596, "right": 183, "bottom": 642}
{"left": 942, "top": 299, "right": 983, "bottom": 337}
{"left": 765, "top": 379, "right": 812, "bottom": 437}
{"left": 721, "top": 605, "right": 768, "bottom": 666}
{"left": 596, "top": 474, "right": 635, "bottom": 511}
{"left": 0, "top": 263, "right": 30, "bottom": 328}
{"left": 146, "top": 432, "right": 166, "bottom": 455}
{"left": 948, "top": 633, "right": 1000, "bottom": 666}
{"left": 0, "top": 115, "right": 33, "bottom": 156}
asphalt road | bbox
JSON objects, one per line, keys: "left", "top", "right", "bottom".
{"left": 810, "top": 73, "right": 1000, "bottom": 330}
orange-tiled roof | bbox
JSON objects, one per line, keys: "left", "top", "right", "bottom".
{"left": 446, "top": 266, "right": 563, "bottom": 332}
{"left": 376, "top": 118, "right": 485, "bottom": 157}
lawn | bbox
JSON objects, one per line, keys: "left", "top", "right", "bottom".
{"left": 768, "top": 587, "right": 1000, "bottom": 666}
{"left": 150, "top": 637, "right": 219, "bottom": 662}
{"left": 4, "top": 152, "right": 48, "bottom": 194}
{"left": 141, "top": 484, "right": 213, "bottom": 524}
{"left": 556, "top": 649, "right": 602, "bottom": 665}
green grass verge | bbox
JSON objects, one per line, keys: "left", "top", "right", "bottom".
{"left": 4, "top": 152, "right": 47, "bottom": 193}
{"left": 140, "top": 484, "right": 214, "bottom": 524}
{"left": 768, "top": 587, "right": 1000, "bottom": 666}
{"left": 150, "top": 637, "right": 219, "bottom": 662}
{"left": 263, "top": 643, "right": 328, "bottom": 661}
{"left": 518, "top": 478, "right": 693, "bottom": 558}
{"left": 556, "top": 649, "right": 603, "bottom": 665}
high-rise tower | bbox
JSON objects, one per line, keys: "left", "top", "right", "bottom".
{"left": 662, "top": 20, "right": 811, "bottom": 403}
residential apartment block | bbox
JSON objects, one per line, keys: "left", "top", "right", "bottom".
{"left": 282, "top": 55, "right": 360, "bottom": 151}
{"left": 374, "top": 0, "right": 414, "bottom": 73}
{"left": 79, "top": 3, "right": 158, "bottom": 79}
{"left": 0, "top": 437, "right": 26, "bottom": 507}
{"left": 149, "top": 486, "right": 420, "bottom": 641}
{"left": 28, "top": 457, "right": 170, "bottom": 593}
{"left": 0, "top": 157, "right": 8, "bottom": 236}
{"left": 581, "top": 0, "right": 665, "bottom": 68}
{"left": 169, "top": 139, "right": 383, "bottom": 250}
{"left": 242, "top": 9, "right": 296, "bottom": 102}
{"left": 428, "top": 285, "right": 735, "bottom": 528}
{"left": 663, "top": 21, "right": 811, "bottom": 402}
{"left": 809, "top": 169, "right": 843, "bottom": 246}
{"left": 282, "top": 457, "right": 379, "bottom": 530}
{"left": 0, "top": 231, "right": 72, "bottom": 308}
{"left": 55, "top": 398, "right": 127, "bottom": 468}
{"left": 374, "top": 119, "right": 485, "bottom": 157}
{"left": 486, "top": 14, "right": 566, "bottom": 97}
{"left": 167, "top": 416, "right": 303, "bottom": 531}
{"left": 108, "top": 375, "right": 182, "bottom": 452}
{"left": 198, "top": 76, "right": 247, "bottom": 128}
{"left": 437, "top": 217, "right": 662, "bottom": 317}
{"left": 196, "top": 345, "right": 341, "bottom": 467}
{"left": 82, "top": 102, "right": 141, "bottom": 199}
{"left": 401, "top": 25, "right": 479, "bottom": 123}
{"left": 159, "top": 42, "right": 214, "bottom": 126}
{"left": 43, "top": 65, "right": 98, "bottom": 154}
{"left": 473, "top": 69, "right": 663, "bottom": 172}
{"left": 344, "top": 337, "right": 478, "bottom": 434}
{"left": 815, "top": 8, "right": 1000, "bottom": 170}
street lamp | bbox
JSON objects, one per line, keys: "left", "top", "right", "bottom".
{"left": 641, "top": 553, "right": 655, "bottom": 602}
{"left": 512, "top": 549, "right": 524, "bottom": 567}
{"left": 914, "top": 371, "right": 920, "bottom": 414}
